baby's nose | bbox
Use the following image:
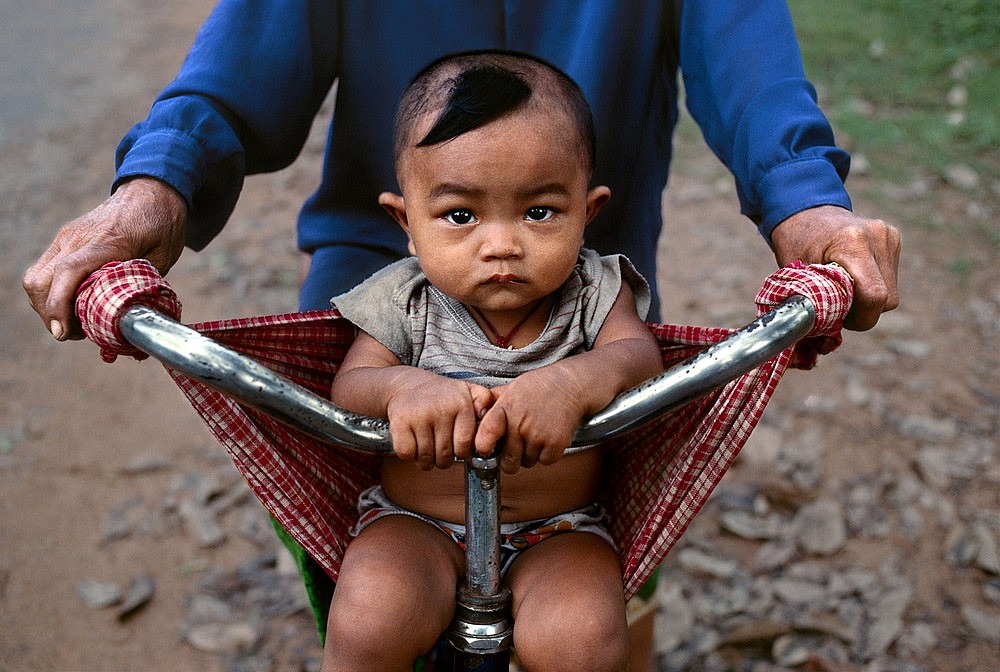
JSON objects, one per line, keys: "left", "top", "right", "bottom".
{"left": 479, "top": 223, "right": 523, "bottom": 259}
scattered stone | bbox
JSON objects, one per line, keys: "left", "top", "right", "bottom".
{"left": 76, "top": 579, "right": 123, "bottom": 609}
{"left": 843, "top": 476, "right": 890, "bottom": 539}
{"left": 896, "top": 414, "right": 958, "bottom": 442}
{"left": 655, "top": 582, "right": 695, "bottom": 653}
{"left": 100, "top": 496, "right": 144, "bottom": 543}
{"left": 677, "top": 547, "right": 739, "bottom": 579}
{"left": 793, "top": 497, "right": 847, "bottom": 556}
{"left": 794, "top": 610, "right": 856, "bottom": 644}
{"left": 972, "top": 522, "right": 1000, "bottom": 575}
{"left": 984, "top": 580, "right": 1000, "bottom": 605}
{"left": 719, "top": 619, "right": 791, "bottom": 647}
{"left": 828, "top": 568, "right": 879, "bottom": 597}
{"left": 886, "top": 340, "right": 932, "bottom": 358}
{"left": 960, "top": 605, "right": 1000, "bottom": 644}
{"left": 194, "top": 469, "right": 237, "bottom": 506}
{"left": 857, "top": 584, "right": 913, "bottom": 660}
{"left": 895, "top": 621, "right": 937, "bottom": 658}
{"left": 207, "top": 481, "right": 253, "bottom": 517}
{"left": 121, "top": 453, "right": 175, "bottom": 475}
{"left": 186, "top": 593, "right": 235, "bottom": 624}
{"left": 776, "top": 431, "right": 824, "bottom": 489}
{"left": 945, "top": 523, "right": 980, "bottom": 567}
{"left": 754, "top": 540, "right": 797, "bottom": 573}
{"left": 660, "top": 626, "right": 721, "bottom": 671}
{"left": 179, "top": 498, "right": 227, "bottom": 548}
{"left": 117, "top": 574, "right": 156, "bottom": 621}
{"left": 795, "top": 394, "right": 840, "bottom": 415}
{"left": 771, "top": 577, "right": 826, "bottom": 606}
{"left": 236, "top": 505, "right": 279, "bottom": 548}
{"left": 851, "top": 153, "right": 871, "bottom": 176}
{"left": 947, "top": 85, "right": 969, "bottom": 107}
{"left": 740, "top": 425, "right": 784, "bottom": 465}
{"left": 872, "top": 310, "right": 914, "bottom": 336}
{"left": 757, "top": 478, "right": 813, "bottom": 510}
{"left": 943, "top": 164, "right": 980, "bottom": 192}
{"left": 898, "top": 506, "right": 925, "bottom": 539}
{"left": 913, "top": 447, "right": 953, "bottom": 490}
{"left": 184, "top": 621, "right": 260, "bottom": 654}
{"left": 720, "top": 510, "right": 790, "bottom": 541}
{"left": 772, "top": 633, "right": 816, "bottom": 667}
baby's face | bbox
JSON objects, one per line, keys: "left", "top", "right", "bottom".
{"left": 387, "top": 109, "right": 609, "bottom": 322}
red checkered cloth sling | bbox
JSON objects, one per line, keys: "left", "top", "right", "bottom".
{"left": 75, "top": 260, "right": 852, "bottom": 599}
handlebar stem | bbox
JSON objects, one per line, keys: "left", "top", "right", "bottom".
{"left": 446, "top": 453, "right": 513, "bottom": 656}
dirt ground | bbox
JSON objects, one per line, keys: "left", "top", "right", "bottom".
{"left": 1, "top": 3, "right": 997, "bottom": 671}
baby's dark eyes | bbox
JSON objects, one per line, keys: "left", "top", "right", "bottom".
{"left": 442, "top": 207, "right": 554, "bottom": 224}
{"left": 525, "top": 206, "right": 554, "bottom": 222}
{"left": 444, "top": 209, "right": 476, "bottom": 225}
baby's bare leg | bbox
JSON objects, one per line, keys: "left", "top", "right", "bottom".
{"left": 321, "top": 516, "right": 464, "bottom": 672}
{"left": 505, "top": 532, "right": 628, "bottom": 672}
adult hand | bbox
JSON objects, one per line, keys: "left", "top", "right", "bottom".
{"left": 771, "top": 205, "right": 900, "bottom": 331}
{"left": 22, "top": 177, "right": 188, "bottom": 341}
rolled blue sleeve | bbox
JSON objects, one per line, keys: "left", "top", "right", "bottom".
{"left": 679, "top": 1, "right": 852, "bottom": 242}
{"left": 114, "top": 0, "right": 338, "bottom": 250}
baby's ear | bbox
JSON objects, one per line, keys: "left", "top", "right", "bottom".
{"left": 378, "top": 192, "right": 408, "bottom": 228}
{"left": 585, "top": 185, "right": 611, "bottom": 225}
{"left": 378, "top": 192, "right": 417, "bottom": 256}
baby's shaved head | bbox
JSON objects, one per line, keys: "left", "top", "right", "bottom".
{"left": 393, "top": 50, "right": 596, "bottom": 176}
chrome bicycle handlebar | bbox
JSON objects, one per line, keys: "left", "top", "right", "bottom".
{"left": 119, "top": 294, "right": 815, "bottom": 454}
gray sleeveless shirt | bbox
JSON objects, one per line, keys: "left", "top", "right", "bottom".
{"left": 331, "top": 248, "right": 650, "bottom": 388}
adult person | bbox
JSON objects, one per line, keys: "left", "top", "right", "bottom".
{"left": 23, "top": 0, "right": 899, "bottom": 340}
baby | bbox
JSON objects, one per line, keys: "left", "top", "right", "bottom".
{"left": 324, "top": 51, "right": 663, "bottom": 671}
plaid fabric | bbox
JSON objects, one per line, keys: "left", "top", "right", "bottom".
{"left": 76, "top": 259, "right": 852, "bottom": 599}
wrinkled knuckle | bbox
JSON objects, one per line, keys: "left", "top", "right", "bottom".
{"left": 21, "top": 267, "right": 42, "bottom": 294}
{"left": 840, "top": 224, "right": 868, "bottom": 246}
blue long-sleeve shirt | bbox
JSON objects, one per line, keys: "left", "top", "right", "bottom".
{"left": 115, "top": 0, "right": 852, "bottom": 304}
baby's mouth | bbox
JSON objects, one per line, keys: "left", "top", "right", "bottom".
{"left": 487, "top": 273, "right": 522, "bottom": 284}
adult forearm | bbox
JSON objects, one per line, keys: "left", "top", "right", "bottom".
{"left": 680, "top": 0, "right": 851, "bottom": 235}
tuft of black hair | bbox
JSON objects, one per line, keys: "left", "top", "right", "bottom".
{"left": 417, "top": 65, "right": 532, "bottom": 148}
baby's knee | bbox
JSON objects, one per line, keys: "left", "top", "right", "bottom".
{"left": 513, "top": 599, "right": 628, "bottom": 671}
{"left": 323, "top": 573, "right": 448, "bottom": 671}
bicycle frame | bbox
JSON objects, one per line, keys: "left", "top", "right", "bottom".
{"left": 118, "top": 295, "right": 815, "bottom": 669}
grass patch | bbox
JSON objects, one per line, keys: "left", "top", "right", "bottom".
{"left": 789, "top": 0, "right": 999, "bottom": 183}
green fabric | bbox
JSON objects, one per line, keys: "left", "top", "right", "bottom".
{"left": 635, "top": 564, "right": 660, "bottom": 602}
{"left": 271, "top": 517, "right": 335, "bottom": 645}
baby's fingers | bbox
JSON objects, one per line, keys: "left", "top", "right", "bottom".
{"left": 476, "top": 406, "right": 514, "bottom": 463}
{"left": 452, "top": 407, "right": 478, "bottom": 462}
{"left": 453, "top": 385, "right": 493, "bottom": 461}
{"left": 390, "top": 425, "right": 418, "bottom": 463}
{"left": 413, "top": 423, "right": 440, "bottom": 471}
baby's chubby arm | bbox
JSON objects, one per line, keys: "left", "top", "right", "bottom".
{"left": 476, "top": 283, "right": 663, "bottom": 474}
{"left": 330, "top": 331, "right": 495, "bottom": 470}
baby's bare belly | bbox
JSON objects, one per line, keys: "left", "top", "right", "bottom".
{"left": 380, "top": 449, "right": 604, "bottom": 524}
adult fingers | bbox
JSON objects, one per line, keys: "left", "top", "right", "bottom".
{"left": 832, "top": 221, "right": 901, "bottom": 331}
